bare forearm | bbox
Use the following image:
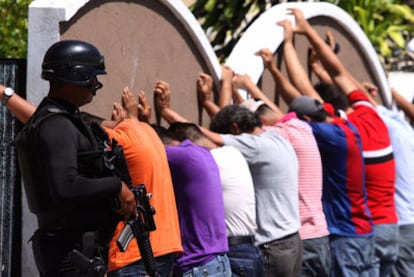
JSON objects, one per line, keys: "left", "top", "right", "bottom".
{"left": 284, "top": 41, "right": 323, "bottom": 102}
{"left": 200, "top": 126, "right": 224, "bottom": 146}
{"left": 159, "top": 107, "right": 189, "bottom": 125}
{"left": 219, "top": 79, "right": 233, "bottom": 108}
{"left": 203, "top": 100, "right": 220, "bottom": 118}
{"left": 392, "top": 89, "right": 414, "bottom": 121}
{"left": 268, "top": 64, "right": 301, "bottom": 105}
{"left": 243, "top": 79, "right": 281, "bottom": 114}
{"left": 284, "top": 42, "right": 315, "bottom": 92}
{"left": 5, "top": 94, "right": 36, "bottom": 124}
{"left": 311, "top": 62, "right": 333, "bottom": 85}
{"left": 232, "top": 87, "right": 244, "bottom": 104}
{"left": 304, "top": 26, "right": 342, "bottom": 77}
{"left": 303, "top": 26, "right": 357, "bottom": 93}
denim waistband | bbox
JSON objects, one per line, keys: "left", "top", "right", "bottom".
{"left": 179, "top": 254, "right": 229, "bottom": 277}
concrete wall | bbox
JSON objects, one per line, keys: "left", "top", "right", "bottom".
{"left": 28, "top": 0, "right": 221, "bottom": 124}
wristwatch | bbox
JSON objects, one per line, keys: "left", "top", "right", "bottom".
{"left": 2, "top": 87, "right": 14, "bottom": 106}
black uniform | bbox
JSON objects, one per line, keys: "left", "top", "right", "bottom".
{"left": 16, "top": 97, "right": 122, "bottom": 277}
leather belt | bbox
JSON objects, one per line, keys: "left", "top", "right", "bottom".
{"left": 228, "top": 235, "right": 255, "bottom": 246}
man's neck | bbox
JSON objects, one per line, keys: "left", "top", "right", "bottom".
{"left": 251, "top": 126, "right": 264, "bottom": 135}
{"left": 196, "top": 137, "right": 218, "bottom": 150}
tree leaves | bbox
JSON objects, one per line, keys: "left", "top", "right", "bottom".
{"left": 190, "top": 0, "right": 268, "bottom": 62}
{"left": 191, "top": 0, "right": 414, "bottom": 68}
{"left": 0, "top": 0, "right": 30, "bottom": 58}
{"left": 326, "top": 0, "right": 414, "bottom": 60}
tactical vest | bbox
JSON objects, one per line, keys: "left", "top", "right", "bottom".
{"left": 14, "top": 108, "right": 113, "bottom": 215}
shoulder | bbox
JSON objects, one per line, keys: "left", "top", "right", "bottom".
{"left": 35, "top": 109, "right": 78, "bottom": 132}
{"left": 211, "top": 145, "right": 243, "bottom": 158}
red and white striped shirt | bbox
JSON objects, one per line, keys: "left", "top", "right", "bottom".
{"left": 265, "top": 112, "right": 329, "bottom": 240}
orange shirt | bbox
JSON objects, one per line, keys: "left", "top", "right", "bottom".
{"left": 104, "top": 119, "right": 182, "bottom": 271}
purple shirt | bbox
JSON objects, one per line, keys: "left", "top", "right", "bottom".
{"left": 166, "top": 140, "right": 228, "bottom": 271}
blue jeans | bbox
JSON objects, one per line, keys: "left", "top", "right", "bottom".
{"left": 107, "top": 253, "right": 175, "bottom": 277}
{"left": 392, "top": 224, "right": 414, "bottom": 277}
{"left": 373, "top": 224, "right": 399, "bottom": 277}
{"left": 330, "top": 235, "right": 376, "bottom": 277}
{"left": 177, "top": 254, "right": 232, "bottom": 277}
{"left": 227, "top": 242, "right": 264, "bottom": 277}
{"left": 260, "top": 232, "right": 303, "bottom": 277}
{"left": 302, "top": 236, "right": 330, "bottom": 277}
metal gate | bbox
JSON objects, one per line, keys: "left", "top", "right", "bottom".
{"left": 0, "top": 59, "right": 26, "bottom": 277}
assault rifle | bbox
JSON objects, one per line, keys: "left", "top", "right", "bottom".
{"left": 104, "top": 138, "right": 157, "bottom": 277}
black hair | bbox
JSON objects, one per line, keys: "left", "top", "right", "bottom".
{"left": 314, "top": 82, "right": 350, "bottom": 112}
{"left": 209, "top": 104, "right": 262, "bottom": 134}
{"left": 168, "top": 122, "right": 205, "bottom": 142}
{"left": 255, "top": 103, "right": 273, "bottom": 118}
{"left": 150, "top": 124, "right": 177, "bottom": 145}
{"left": 298, "top": 109, "right": 330, "bottom": 122}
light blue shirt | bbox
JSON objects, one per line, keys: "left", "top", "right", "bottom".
{"left": 377, "top": 106, "right": 414, "bottom": 225}
{"left": 221, "top": 131, "right": 299, "bottom": 245}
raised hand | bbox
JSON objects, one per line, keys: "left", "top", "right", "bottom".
{"left": 255, "top": 48, "right": 274, "bottom": 69}
{"left": 197, "top": 73, "right": 214, "bottom": 103}
{"left": 153, "top": 80, "right": 171, "bottom": 113}
{"left": 277, "top": 19, "right": 294, "bottom": 43}
{"left": 111, "top": 102, "right": 126, "bottom": 122}
{"left": 232, "top": 73, "right": 252, "bottom": 91}
{"left": 221, "top": 65, "right": 234, "bottom": 83}
{"left": 361, "top": 81, "right": 378, "bottom": 97}
{"left": 137, "top": 90, "right": 152, "bottom": 122}
{"left": 287, "top": 8, "right": 309, "bottom": 34}
{"left": 121, "top": 86, "right": 139, "bottom": 119}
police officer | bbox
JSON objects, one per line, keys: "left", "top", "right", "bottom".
{"left": 14, "top": 40, "right": 137, "bottom": 277}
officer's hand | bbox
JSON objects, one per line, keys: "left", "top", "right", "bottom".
{"left": 116, "top": 182, "right": 138, "bottom": 222}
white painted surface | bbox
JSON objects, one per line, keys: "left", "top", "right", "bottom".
{"left": 388, "top": 71, "right": 414, "bottom": 102}
{"left": 226, "top": 2, "right": 392, "bottom": 104}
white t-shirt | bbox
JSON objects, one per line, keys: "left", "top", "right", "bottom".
{"left": 210, "top": 146, "right": 257, "bottom": 237}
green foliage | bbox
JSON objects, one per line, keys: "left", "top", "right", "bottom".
{"left": 0, "top": 0, "right": 31, "bottom": 59}
{"left": 325, "top": 0, "right": 414, "bottom": 61}
{"left": 190, "top": 0, "right": 271, "bottom": 62}
{"left": 191, "top": 0, "right": 414, "bottom": 66}
{"left": 2, "top": 0, "right": 413, "bottom": 64}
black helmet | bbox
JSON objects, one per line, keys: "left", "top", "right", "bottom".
{"left": 41, "top": 40, "right": 106, "bottom": 87}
